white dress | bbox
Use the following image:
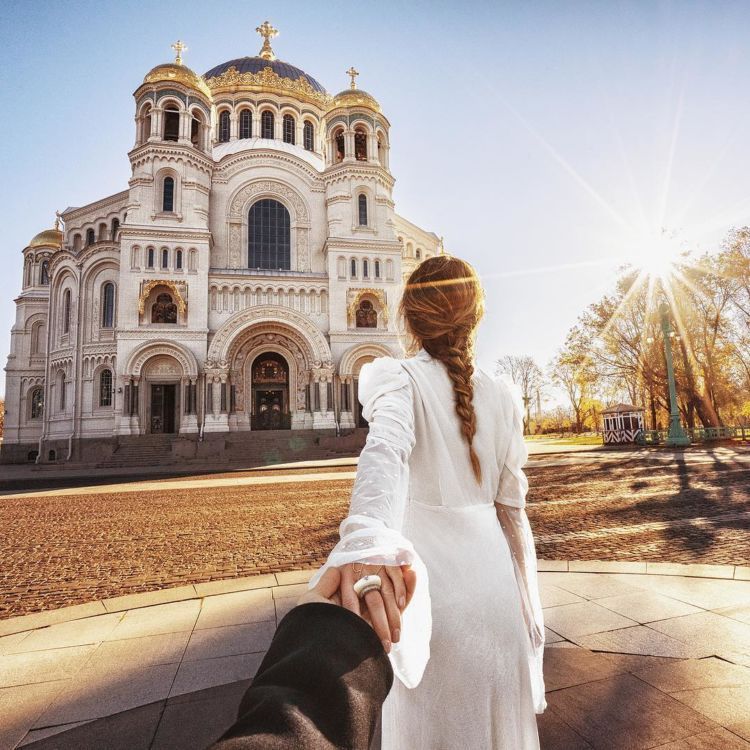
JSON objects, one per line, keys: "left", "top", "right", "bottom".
{"left": 309, "top": 347, "right": 546, "bottom": 749}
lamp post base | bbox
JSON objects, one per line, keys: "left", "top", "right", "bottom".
{"left": 666, "top": 415, "right": 691, "bottom": 447}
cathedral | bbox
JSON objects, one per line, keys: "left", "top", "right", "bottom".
{"left": 2, "top": 23, "right": 443, "bottom": 464}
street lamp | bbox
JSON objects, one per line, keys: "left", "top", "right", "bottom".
{"left": 656, "top": 301, "right": 691, "bottom": 447}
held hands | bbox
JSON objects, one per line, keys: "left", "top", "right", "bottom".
{"left": 297, "top": 563, "right": 417, "bottom": 654}
{"left": 340, "top": 562, "right": 416, "bottom": 654}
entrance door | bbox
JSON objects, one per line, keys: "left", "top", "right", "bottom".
{"left": 150, "top": 384, "right": 176, "bottom": 434}
{"left": 255, "top": 389, "right": 285, "bottom": 430}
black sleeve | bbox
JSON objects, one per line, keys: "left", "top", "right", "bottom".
{"left": 208, "top": 602, "right": 393, "bottom": 750}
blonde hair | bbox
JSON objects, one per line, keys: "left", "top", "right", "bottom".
{"left": 398, "top": 255, "right": 486, "bottom": 483}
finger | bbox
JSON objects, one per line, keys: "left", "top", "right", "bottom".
{"left": 402, "top": 567, "right": 417, "bottom": 608}
{"left": 364, "top": 590, "right": 392, "bottom": 652}
{"left": 386, "top": 566, "right": 407, "bottom": 610}
{"left": 339, "top": 565, "right": 360, "bottom": 617}
{"left": 378, "top": 576, "right": 402, "bottom": 643}
{"left": 312, "top": 567, "right": 341, "bottom": 599}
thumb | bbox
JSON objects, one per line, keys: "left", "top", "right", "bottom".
{"left": 312, "top": 566, "right": 341, "bottom": 599}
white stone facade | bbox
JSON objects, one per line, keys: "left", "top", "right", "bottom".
{"left": 2, "top": 36, "right": 443, "bottom": 463}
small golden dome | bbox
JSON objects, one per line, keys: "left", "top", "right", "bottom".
{"left": 29, "top": 228, "right": 62, "bottom": 249}
{"left": 331, "top": 88, "right": 380, "bottom": 113}
{"left": 143, "top": 62, "right": 212, "bottom": 100}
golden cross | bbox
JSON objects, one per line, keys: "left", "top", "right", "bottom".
{"left": 346, "top": 66, "right": 359, "bottom": 90}
{"left": 256, "top": 21, "right": 278, "bottom": 60}
{"left": 171, "top": 39, "right": 187, "bottom": 65}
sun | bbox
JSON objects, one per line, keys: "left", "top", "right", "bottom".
{"left": 629, "top": 229, "right": 684, "bottom": 282}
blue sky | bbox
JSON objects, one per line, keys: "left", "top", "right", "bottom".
{"left": 1, "top": 0, "right": 749, "bottom": 403}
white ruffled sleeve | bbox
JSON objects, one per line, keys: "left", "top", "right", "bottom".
{"left": 308, "top": 356, "right": 431, "bottom": 688}
{"left": 494, "top": 374, "right": 547, "bottom": 714}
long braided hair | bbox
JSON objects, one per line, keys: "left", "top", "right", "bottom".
{"left": 398, "top": 255, "right": 486, "bottom": 484}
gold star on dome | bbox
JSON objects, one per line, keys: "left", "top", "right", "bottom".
{"left": 171, "top": 39, "right": 188, "bottom": 65}
{"left": 256, "top": 21, "right": 278, "bottom": 61}
{"left": 346, "top": 66, "right": 359, "bottom": 90}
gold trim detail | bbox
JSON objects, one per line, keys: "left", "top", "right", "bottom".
{"left": 143, "top": 63, "right": 212, "bottom": 99}
{"left": 205, "top": 64, "right": 332, "bottom": 108}
{"left": 331, "top": 89, "right": 380, "bottom": 113}
{"left": 139, "top": 280, "right": 188, "bottom": 315}
{"left": 347, "top": 288, "right": 388, "bottom": 326}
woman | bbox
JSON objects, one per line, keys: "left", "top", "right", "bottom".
{"left": 309, "top": 255, "right": 546, "bottom": 748}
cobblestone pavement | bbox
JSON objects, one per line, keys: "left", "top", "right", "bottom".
{"left": 1, "top": 448, "right": 748, "bottom": 619}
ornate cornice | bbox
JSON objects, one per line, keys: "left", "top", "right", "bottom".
{"left": 213, "top": 150, "right": 324, "bottom": 184}
{"left": 205, "top": 64, "right": 333, "bottom": 109}
{"left": 61, "top": 191, "right": 129, "bottom": 222}
{"left": 119, "top": 227, "right": 211, "bottom": 242}
{"left": 128, "top": 143, "right": 214, "bottom": 176}
{"left": 324, "top": 237, "right": 402, "bottom": 253}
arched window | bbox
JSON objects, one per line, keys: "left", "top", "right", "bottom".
{"left": 350, "top": 258, "right": 357, "bottom": 278}
{"left": 86, "top": 228, "right": 95, "bottom": 246}
{"left": 99, "top": 369, "right": 113, "bottom": 407}
{"left": 162, "top": 176, "right": 175, "bottom": 212}
{"left": 358, "top": 194, "right": 368, "bottom": 226}
{"left": 261, "top": 110, "right": 274, "bottom": 139}
{"left": 239, "top": 109, "right": 252, "bottom": 139}
{"left": 354, "top": 127, "right": 368, "bottom": 161}
{"left": 303, "top": 121, "right": 314, "bottom": 151}
{"left": 356, "top": 299, "right": 377, "bottom": 328}
{"left": 101, "top": 282, "right": 115, "bottom": 328}
{"left": 163, "top": 106, "right": 180, "bottom": 141}
{"left": 31, "top": 321, "right": 45, "bottom": 354}
{"left": 30, "top": 387, "right": 43, "bottom": 419}
{"left": 111, "top": 218, "right": 120, "bottom": 239}
{"left": 176, "top": 249, "right": 183, "bottom": 270}
{"left": 151, "top": 292, "right": 177, "bottom": 323}
{"left": 375, "top": 259, "right": 381, "bottom": 278}
{"left": 62, "top": 289, "right": 71, "bottom": 334}
{"left": 416, "top": 248, "right": 422, "bottom": 260}
{"left": 334, "top": 128, "right": 345, "bottom": 162}
{"left": 40, "top": 261, "right": 49, "bottom": 285}
{"left": 283, "top": 114, "right": 295, "bottom": 144}
{"left": 58, "top": 370, "right": 66, "bottom": 410}
{"left": 248, "top": 200, "right": 291, "bottom": 269}
{"left": 218, "top": 110, "right": 230, "bottom": 142}
{"left": 161, "top": 248, "right": 169, "bottom": 269}
{"left": 377, "top": 134, "right": 385, "bottom": 165}
{"left": 147, "top": 247, "right": 155, "bottom": 268}
{"left": 142, "top": 106, "right": 152, "bottom": 142}
{"left": 363, "top": 259, "right": 369, "bottom": 278}
{"left": 73, "top": 234, "right": 82, "bottom": 251}
{"left": 190, "top": 113, "right": 202, "bottom": 149}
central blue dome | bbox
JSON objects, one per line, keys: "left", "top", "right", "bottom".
{"left": 203, "top": 57, "right": 326, "bottom": 93}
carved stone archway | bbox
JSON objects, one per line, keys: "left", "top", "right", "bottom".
{"left": 126, "top": 340, "right": 199, "bottom": 379}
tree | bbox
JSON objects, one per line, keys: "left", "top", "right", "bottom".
{"left": 493, "top": 355, "right": 544, "bottom": 435}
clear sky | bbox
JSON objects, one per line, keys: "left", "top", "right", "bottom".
{"left": 1, "top": 0, "right": 748, "bottom": 404}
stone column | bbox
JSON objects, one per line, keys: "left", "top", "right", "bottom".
{"left": 229, "top": 112, "right": 238, "bottom": 141}
{"left": 344, "top": 130, "right": 355, "bottom": 161}
{"left": 149, "top": 109, "right": 161, "bottom": 141}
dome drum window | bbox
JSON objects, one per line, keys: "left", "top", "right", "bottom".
{"left": 354, "top": 128, "right": 368, "bottom": 161}
{"left": 261, "top": 110, "right": 275, "bottom": 139}
{"left": 303, "top": 121, "right": 314, "bottom": 151}
{"left": 163, "top": 107, "right": 180, "bottom": 142}
{"left": 218, "top": 111, "right": 231, "bottom": 143}
{"left": 239, "top": 109, "right": 252, "bottom": 139}
{"left": 283, "top": 114, "right": 295, "bottom": 144}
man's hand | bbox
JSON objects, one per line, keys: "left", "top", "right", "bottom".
{"left": 340, "top": 563, "right": 417, "bottom": 654}
{"left": 296, "top": 567, "right": 343, "bottom": 607}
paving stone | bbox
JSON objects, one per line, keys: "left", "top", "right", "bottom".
{"left": 536, "top": 706, "right": 593, "bottom": 749}
{"left": 610, "top": 574, "right": 750, "bottom": 611}
{"left": 275, "top": 569, "right": 315, "bottom": 585}
{"left": 542, "top": 646, "right": 633, "bottom": 691}
{"left": 166, "top": 677, "right": 251, "bottom": 705}
{"left": 0, "top": 644, "right": 97, "bottom": 688}
{"left": 169, "top": 652, "right": 264, "bottom": 698}
{"left": 0, "top": 631, "right": 29, "bottom": 656}
{"left": 18, "top": 720, "right": 92, "bottom": 746}
{"left": 20, "top": 701, "right": 163, "bottom": 749}
{"left": 193, "top": 574, "right": 276, "bottom": 597}
{"left": 0, "top": 603, "right": 108, "bottom": 637}
{"left": 85, "top": 631, "right": 190, "bottom": 669}
{"left": 274, "top": 596, "right": 298, "bottom": 623}
{"left": 271, "top": 583, "right": 309, "bottom": 599}
{"left": 668, "top": 685, "right": 750, "bottom": 728}
{"left": 183, "top": 621, "right": 276, "bottom": 662}
{"left": 540, "top": 584, "right": 587, "bottom": 608}
{"left": 101, "top": 585, "right": 197, "bottom": 613}
{"left": 569, "top": 560, "right": 647, "bottom": 574}
{"left": 0, "top": 680, "right": 68, "bottom": 750}
{"left": 537, "top": 559, "right": 569, "bottom": 572}
{"left": 152, "top": 681, "right": 250, "bottom": 749}
{"left": 650, "top": 727, "right": 750, "bottom": 748}
{"left": 544, "top": 627, "right": 565, "bottom": 644}
{"left": 646, "top": 563, "right": 736, "bottom": 579}
{"left": 545, "top": 672, "right": 717, "bottom": 749}
{"left": 593, "top": 591, "right": 703, "bottom": 624}
{"left": 539, "top": 572, "right": 644, "bottom": 601}
{"left": 4, "top": 613, "right": 124, "bottom": 653}
{"left": 106, "top": 600, "right": 200, "bottom": 640}
{"left": 541, "top": 601, "right": 639, "bottom": 639}
{"left": 647, "top": 612, "right": 750, "bottom": 654}
{"left": 712, "top": 603, "right": 750, "bottom": 625}
{"left": 573, "top": 625, "right": 714, "bottom": 659}
{"left": 634, "top": 656, "right": 750, "bottom": 693}
{"left": 37, "top": 663, "right": 179, "bottom": 725}
{"left": 195, "top": 589, "right": 275, "bottom": 630}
